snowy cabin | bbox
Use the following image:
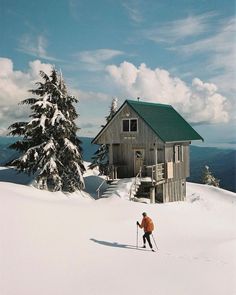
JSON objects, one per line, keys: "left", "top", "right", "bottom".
{"left": 92, "top": 99, "right": 203, "bottom": 203}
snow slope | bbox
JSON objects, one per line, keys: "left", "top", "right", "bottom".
{"left": 0, "top": 167, "right": 236, "bottom": 295}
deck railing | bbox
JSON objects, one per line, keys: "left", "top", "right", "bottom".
{"left": 144, "top": 163, "right": 165, "bottom": 184}
{"left": 108, "top": 162, "right": 165, "bottom": 184}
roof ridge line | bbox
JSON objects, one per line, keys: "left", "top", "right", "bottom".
{"left": 126, "top": 99, "right": 172, "bottom": 108}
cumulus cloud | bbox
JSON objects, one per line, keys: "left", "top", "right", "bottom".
{"left": 0, "top": 58, "right": 52, "bottom": 128}
{"left": 0, "top": 57, "right": 110, "bottom": 136}
{"left": 106, "top": 61, "right": 230, "bottom": 124}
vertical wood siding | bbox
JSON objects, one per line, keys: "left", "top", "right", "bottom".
{"left": 163, "top": 179, "right": 186, "bottom": 202}
{"left": 94, "top": 102, "right": 191, "bottom": 202}
{"left": 96, "top": 104, "right": 165, "bottom": 177}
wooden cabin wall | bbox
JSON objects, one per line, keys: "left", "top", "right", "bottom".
{"left": 165, "top": 143, "right": 190, "bottom": 179}
{"left": 160, "top": 143, "right": 189, "bottom": 202}
{"left": 94, "top": 102, "right": 191, "bottom": 202}
{"left": 112, "top": 143, "right": 133, "bottom": 177}
{"left": 96, "top": 104, "right": 165, "bottom": 177}
{"left": 96, "top": 104, "right": 161, "bottom": 145}
{"left": 162, "top": 179, "right": 186, "bottom": 202}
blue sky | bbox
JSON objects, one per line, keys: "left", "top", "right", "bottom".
{"left": 0, "top": 0, "right": 235, "bottom": 144}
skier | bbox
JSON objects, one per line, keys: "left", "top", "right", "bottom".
{"left": 137, "top": 212, "right": 155, "bottom": 251}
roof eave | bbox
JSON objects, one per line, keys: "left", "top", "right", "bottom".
{"left": 165, "top": 138, "right": 204, "bottom": 144}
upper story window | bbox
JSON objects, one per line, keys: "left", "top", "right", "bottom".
{"left": 174, "top": 145, "right": 183, "bottom": 162}
{"left": 122, "top": 118, "right": 138, "bottom": 132}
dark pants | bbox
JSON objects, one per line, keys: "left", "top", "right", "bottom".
{"left": 143, "top": 232, "right": 153, "bottom": 249}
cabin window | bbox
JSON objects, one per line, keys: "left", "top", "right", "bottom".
{"left": 122, "top": 119, "right": 138, "bottom": 132}
{"left": 123, "top": 120, "right": 130, "bottom": 132}
{"left": 174, "top": 145, "right": 183, "bottom": 162}
{"left": 135, "top": 150, "right": 143, "bottom": 159}
{"left": 130, "top": 119, "right": 137, "bottom": 131}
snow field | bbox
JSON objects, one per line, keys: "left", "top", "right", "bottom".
{"left": 0, "top": 174, "right": 236, "bottom": 295}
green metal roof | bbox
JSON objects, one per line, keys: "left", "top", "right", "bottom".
{"left": 127, "top": 100, "right": 203, "bottom": 142}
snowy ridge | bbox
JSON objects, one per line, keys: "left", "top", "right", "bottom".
{"left": 0, "top": 166, "right": 235, "bottom": 295}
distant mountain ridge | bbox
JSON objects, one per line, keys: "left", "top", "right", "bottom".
{"left": 189, "top": 145, "right": 236, "bottom": 193}
{"left": 0, "top": 136, "right": 235, "bottom": 192}
{"left": 0, "top": 136, "right": 98, "bottom": 165}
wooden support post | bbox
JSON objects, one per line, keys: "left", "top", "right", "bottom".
{"left": 109, "top": 144, "right": 114, "bottom": 179}
{"left": 150, "top": 186, "right": 155, "bottom": 204}
{"left": 114, "top": 166, "right": 117, "bottom": 179}
{"left": 154, "top": 144, "right": 158, "bottom": 182}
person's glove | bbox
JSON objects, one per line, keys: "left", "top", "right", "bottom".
{"left": 136, "top": 221, "right": 139, "bottom": 226}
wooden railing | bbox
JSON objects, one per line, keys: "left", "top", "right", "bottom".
{"left": 96, "top": 177, "right": 108, "bottom": 199}
{"left": 108, "top": 164, "right": 118, "bottom": 180}
{"left": 129, "top": 167, "right": 142, "bottom": 200}
{"left": 108, "top": 162, "right": 165, "bottom": 184}
{"left": 144, "top": 163, "right": 165, "bottom": 184}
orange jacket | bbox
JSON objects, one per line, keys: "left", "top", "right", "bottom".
{"left": 140, "top": 216, "right": 154, "bottom": 232}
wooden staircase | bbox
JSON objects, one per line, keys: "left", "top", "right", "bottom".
{"left": 101, "top": 180, "right": 120, "bottom": 198}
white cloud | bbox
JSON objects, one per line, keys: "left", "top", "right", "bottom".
{"left": 71, "top": 88, "right": 110, "bottom": 102}
{"left": 75, "top": 49, "right": 124, "bottom": 71}
{"left": 0, "top": 57, "right": 111, "bottom": 136}
{"left": 178, "top": 18, "right": 235, "bottom": 55}
{"left": 18, "top": 34, "right": 60, "bottom": 62}
{"left": 122, "top": 0, "right": 143, "bottom": 23}
{"left": 106, "top": 61, "right": 230, "bottom": 124}
{"left": 144, "top": 13, "right": 215, "bottom": 43}
{"left": 0, "top": 58, "right": 53, "bottom": 128}
{"left": 0, "top": 128, "right": 8, "bottom": 136}
{"left": 172, "top": 17, "right": 236, "bottom": 94}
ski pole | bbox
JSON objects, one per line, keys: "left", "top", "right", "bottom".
{"left": 136, "top": 224, "right": 139, "bottom": 248}
{"left": 151, "top": 233, "right": 158, "bottom": 250}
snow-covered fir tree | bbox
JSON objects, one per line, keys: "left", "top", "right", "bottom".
{"left": 105, "top": 97, "right": 118, "bottom": 124}
{"left": 89, "top": 98, "right": 118, "bottom": 174}
{"left": 89, "top": 144, "right": 109, "bottom": 175}
{"left": 202, "top": 165, "right": 220, "bottom": 187}
{"left": 8, "top": 68, "right": 85, "bottom": 192}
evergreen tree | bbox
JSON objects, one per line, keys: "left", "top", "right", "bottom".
{"left": 105, "top": 97, "right": 118, "bottom": 124}
{"left": 202, "top": 165, "right": 220, "bottom": 187}
{"left": 90, "top": 98, "right": 118, "bottom": 174}
{"left": 89, "top": 144, "right": 109, "bottom": 175}
{"left": 8, "top": 68, "right": 85, "bottom": 192}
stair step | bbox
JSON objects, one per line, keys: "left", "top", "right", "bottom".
{"left": 110, "top": 180, "right": 119, "bottom": 184}
{"left": 104, "top": 189, "right": 117, "bottom": 193}
{"left": 101, "top": 193, "right": 116, "bottom": 198}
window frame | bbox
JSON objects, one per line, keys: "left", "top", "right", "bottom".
{"left": 122, "top": 118, "right": 138, "bottom": 133}
{"left": 174, "top": 145, "right": 183, "bottom": 163}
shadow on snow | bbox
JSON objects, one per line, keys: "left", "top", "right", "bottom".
{"left": 90, "top": 238, "right": 150, "bottom": 251}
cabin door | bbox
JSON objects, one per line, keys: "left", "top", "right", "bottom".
{"left": 134, "top": 149, "right": 144, "bottom": 175}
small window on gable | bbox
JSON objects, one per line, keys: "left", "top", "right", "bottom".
{"left": 174, "top": 145, "right": 183, "bottom": 162}
{"left": 123, "top": 120, "right": 129, "bottom": 132}
{"left": 130, "top": 119, "right": 137, "bottom": 131}
{"left": 122, "top": 118, "right": 138, "bottom": 132}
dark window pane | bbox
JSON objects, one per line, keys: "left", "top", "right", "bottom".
{"left": 123, "top": 120, "right": 129, "bottom": 131}
{"left": 130, "top": 119, "right": 137, "bottom": 131}
{"left": 136, "top": 151, "right": 143, "bottom": 159}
